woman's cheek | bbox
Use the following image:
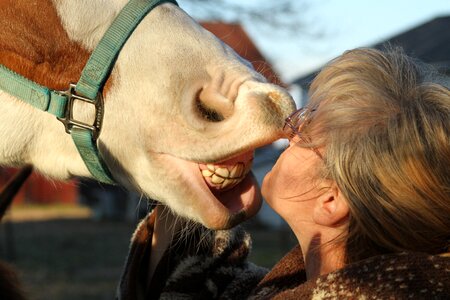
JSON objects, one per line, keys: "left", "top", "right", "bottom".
{"left": 261, "top": 155, "right": 286, "bottom": 203}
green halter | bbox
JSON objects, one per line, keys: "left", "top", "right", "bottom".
{"left": 0, "top": 0, "right": 178, "bottom": 184}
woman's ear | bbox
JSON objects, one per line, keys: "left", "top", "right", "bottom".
{"left": 313, "top": 181, "right": 349, "bottom": 227}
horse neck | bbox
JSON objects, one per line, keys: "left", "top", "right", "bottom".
{"left": 0, "top": 0, "right": 122, "bottom": 178}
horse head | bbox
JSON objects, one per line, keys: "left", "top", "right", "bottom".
{"left": 0, "top": 0, "right": 295, "bottom": 229}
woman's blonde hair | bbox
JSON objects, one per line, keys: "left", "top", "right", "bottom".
{"left": 306, "top": 47, "right": 450, "bottom": 263}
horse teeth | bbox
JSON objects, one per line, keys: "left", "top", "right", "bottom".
{"left": 215, "top": 167, "right": 229, "bottom": 178}
{"left": 230, "top": 163, "right": 244, "bottom": 179}
{"left": 202, "top": 161, "right": 251, "bottom": 188}
{"left": 221, "top": 178, "right": 233, "bottom": 189}
{"left": 202, "top": 169, "right": 214, "bottom": 177}
{"left": 232, "top": 163, "right": 244, "bottom": 178}
{"left": 222, "top": 178, "right": 241, "bottom": 189}
{"left": 211, "top": 174, "right": 225, "bottom": 184}
{"left": 244, "top": 163, "right": 252, "bottom": 175}
{"left": 229, "top": 165, "right": 238, "bottom": 178}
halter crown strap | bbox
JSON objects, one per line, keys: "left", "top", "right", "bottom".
{"left": 0, "top": 0, "right": 178, "bottom": 184}
{"left": 76, "top": 0, "right": 178, "bottom": 99}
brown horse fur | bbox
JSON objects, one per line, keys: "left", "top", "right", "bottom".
{"left": 0, "top": 0, "right": 91, "bottom": 91}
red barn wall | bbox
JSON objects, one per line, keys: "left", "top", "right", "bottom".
{"left": 0, "top": 168, "right": 76, "bottom": 205}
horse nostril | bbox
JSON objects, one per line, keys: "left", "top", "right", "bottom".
{"left": 196, "top": 90, "right": 225, "bottom": 122}
{"left": 195, "top": 86, "right": 235, "bottom": 122}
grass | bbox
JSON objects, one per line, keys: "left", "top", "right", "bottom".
{"left": 0, "top": 204, "right": 297, "bottom": 300}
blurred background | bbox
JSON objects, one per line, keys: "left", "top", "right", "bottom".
{"left": 1, "top": 0, "right": 449, "bottom": 299}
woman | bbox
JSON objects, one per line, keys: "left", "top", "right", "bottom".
{"left": 118, "top": 47, "right": 450, "bottom": 299}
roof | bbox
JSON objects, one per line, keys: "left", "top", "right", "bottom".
{"left": 374, "top": 16, "right": 450, "bottom": 66}
{"left": 293, "top": 15, "right": 450, "bottom": 88}
{"left": 200, "top": 22, "right": 285, "bottom": 86}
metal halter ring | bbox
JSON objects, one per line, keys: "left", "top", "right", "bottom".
{"left": 57, "top": 83, "right": 105, "bottom": 140}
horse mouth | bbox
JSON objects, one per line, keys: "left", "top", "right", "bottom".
{"left": 153, "top": 150, "right": 261, "bottom": 229}
{"left": 198, "top": 151, "right": 259, "bottom": 221}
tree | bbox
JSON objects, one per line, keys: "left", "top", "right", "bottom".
{"left": 180, "top": 0, "right": 322, "bottom": 38}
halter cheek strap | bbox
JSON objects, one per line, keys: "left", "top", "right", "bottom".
{"left": 0, "top": 0, "right": 178, "bottom": 184}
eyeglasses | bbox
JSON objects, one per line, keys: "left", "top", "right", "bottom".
{"left": 283, "top": 107, "right": 323, "bottom": 160}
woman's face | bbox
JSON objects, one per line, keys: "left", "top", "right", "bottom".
{"left": 262, "top": 141, "right": 323, "bottom": 228}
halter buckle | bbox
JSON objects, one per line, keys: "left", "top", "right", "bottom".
{"left": 57, "top": 84, "right": 104, "bottom": 140}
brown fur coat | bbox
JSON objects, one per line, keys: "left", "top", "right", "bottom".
{"left": 117, "top": 213, "right": 450, "bottom": 299}
{"left": 0, "top": 262, "right": 27, "bottom": 300}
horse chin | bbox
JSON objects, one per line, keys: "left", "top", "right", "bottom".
{"left": 210, "top": 171, "right": 262, "bottom": 229}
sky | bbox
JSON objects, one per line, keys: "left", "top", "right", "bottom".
{"left": 180, "top": 0, "right": 450, "bottom": 83}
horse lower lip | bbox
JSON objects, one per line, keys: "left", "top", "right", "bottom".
{"left": 213, "top": 171, "right": 262, "bottom": 226}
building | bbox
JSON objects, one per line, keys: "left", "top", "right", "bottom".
{"left": 201, "top": 22, "right": 285, "bottom": 87}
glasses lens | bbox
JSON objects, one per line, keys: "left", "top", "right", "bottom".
{"left": 283, "top": 108, "right": 323, "bottom": 159}
{"left": 284, "top": 109, "right": 309, "bottom": 137}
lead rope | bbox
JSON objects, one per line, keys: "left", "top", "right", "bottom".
{"left": 0, "top": 166, "right": 33, "bottom": 221}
